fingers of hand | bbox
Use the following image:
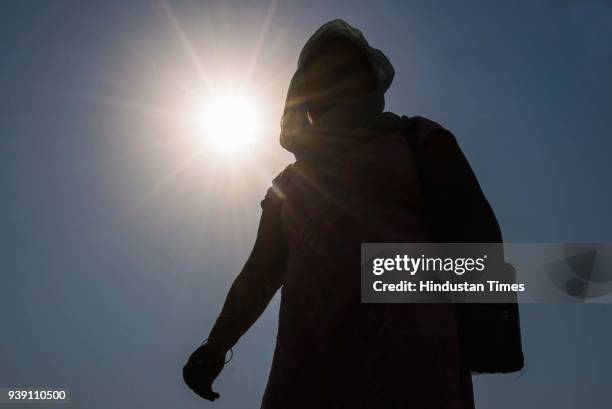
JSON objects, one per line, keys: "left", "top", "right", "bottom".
{"left": 183, "top": 362, "right": 221, "bottom": 401}
{"left": 195, "top": 385, "right": 220, "bottom": 401}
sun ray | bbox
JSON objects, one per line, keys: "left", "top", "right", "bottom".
{"left": 156, "top": 0, "right": 216, "bottom": 92}
{"left": 86, "top": 93, "right": 193, "bottom": 118}
{"left": 242, "top": 0, "right": 279, "bottom": 89}
{"left": 139, "top": 53, "right": 205, "bottom": 100}
{"left": 104, "top": 1, "right": 299, "bottom": 250}
{"left": 110, "top": 144, "right": 204, "bottom": 228}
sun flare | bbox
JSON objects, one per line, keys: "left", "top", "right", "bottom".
{"left": 199, "top": 91, "right": 262, "bottom": 154}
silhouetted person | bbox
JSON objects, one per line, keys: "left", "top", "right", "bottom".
{"left": 183, "top": 19, "right": 523, "bottom": 408}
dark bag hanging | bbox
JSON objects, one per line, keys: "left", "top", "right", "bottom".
{"left": 400, "top": 115, "right": 525, "bottom": 374}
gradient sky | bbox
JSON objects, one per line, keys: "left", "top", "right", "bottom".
{"left": 2, "top": 1, "right": 612, "bottom": 408}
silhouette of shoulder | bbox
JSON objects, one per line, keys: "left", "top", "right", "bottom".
{"left": 260, "top": 164, "right": 296, "bottom": 209}
{"left": 405, "top": 115, "right": 455, "bottom": 144}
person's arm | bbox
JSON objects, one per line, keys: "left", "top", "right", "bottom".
{"left": 183, "top": 192, "right": 288, "bottom": 401}
{"left": 207, "top": 199, "right": 288, "bottom": 351}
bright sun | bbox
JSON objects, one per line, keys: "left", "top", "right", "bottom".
{"left": 199, "top": 91, "right": 262, "bottom": 154}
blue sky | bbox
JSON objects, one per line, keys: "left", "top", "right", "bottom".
{"left": 2, "top": 1, "right": 612, "bottom": 408}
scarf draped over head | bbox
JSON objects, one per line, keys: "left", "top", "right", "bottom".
{"left": 279, "top": 19, "right": 396, "bottom": 159}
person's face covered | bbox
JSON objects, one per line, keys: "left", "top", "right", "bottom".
{"left": 297, "top": 36, "right": 378, "bottom": 122}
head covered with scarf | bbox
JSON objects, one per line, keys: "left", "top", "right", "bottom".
{"left": 279, "top": 19, "right": 396, "bottom": 160}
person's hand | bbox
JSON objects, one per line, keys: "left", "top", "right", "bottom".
{"left": 183, "top": 342, "right": 227, "bottom": 401}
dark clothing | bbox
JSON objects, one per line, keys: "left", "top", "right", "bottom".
{"left": 201, "top": 18, "right": 522, "bottom": 408}
{"left": 206, "top": 115, "right": 521, "bottom": 408}
{"left": 259, "top": 118, "right": 476, "bottom": 409}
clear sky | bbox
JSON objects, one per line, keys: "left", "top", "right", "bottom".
{"left": 2, "top": 1, "right": 612, "bottom": 408}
